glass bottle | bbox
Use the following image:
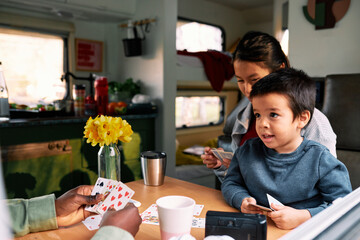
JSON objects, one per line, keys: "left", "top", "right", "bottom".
{"left": 98, "top": 143, "right": 121, "bottom": 181}
{"left": 73, "top": 84, "right": 85, "bottom": 116}
{"left": 85, "top": 95, "right": 97, "bottom": 117}
{"left": 0, "top": 62, "right": 10, "bottom": 121}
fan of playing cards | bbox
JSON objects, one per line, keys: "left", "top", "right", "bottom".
{"left": 85, "top": 177, "right": 135, "bottom": 215}
{"left": 211, "top": 148, "right": 234, "bottom": 162}
{"left": 249, "top": 194, "right": 285, "bottom": 212}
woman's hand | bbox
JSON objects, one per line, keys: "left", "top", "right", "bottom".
{"left": 55, "top": 185, "right": 103, "bottom": 227}
{"left": 201, "top": 147, "right": 223, "bottom": 169}
{"left": 222, "top": 157, "right": 231, "bottom": 169}
{"left": 268, "top": 204, "right": 311, "bottom": 230}
{"left": 100, "top": 203, "right": 142, "bottom": 237}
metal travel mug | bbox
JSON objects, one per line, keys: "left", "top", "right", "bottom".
{"left": 141, "top": 151, "right": 166, "bottom": 186}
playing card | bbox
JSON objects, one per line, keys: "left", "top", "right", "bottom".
{"left": 129, "top": 199, "right": 141, "bottom": 207}
{"left": 141, "top": 214, "right": 159, "bottom": 225}
{"left": 104, "top": 179, "right": 119, "bottom": 196}
{"left": 211, "top": 148, "right": 233, "bottom": 162}
{"left": 192, "top": 217, "right": 206, "bottom": 228}
{"left": 220, "top": 151, "right": 233, "bottom": 160}
{"left": 85, "top": 177, "right": 110, "bottom": 212}
{"left": 140, "top": 204, "right": 159, "bottom": 225}
{"left": 249, "top": 203, "right": 273, "bottom": 212}
{"left": 141, "top": 204, "right": 205, "bottom": 227}
{"left": 96, "top": 181, "right": 135, "bottom": 215}
{"left": 85, "top": 177, "right": 118, "bottom": 213}
{"left": 267, "top": 193, "right": 284, "bottom": 210}
{"left": 193, "top": 204, "right": 204, "bottom": 216}
{"left": 82, "top": 215, "right": 102, "bottom": 231}
{"left": 142, "top": 204, "right": 158, "bottom": 216}
{"left": 211, "top": 148, "right": 224, "bottom": 162}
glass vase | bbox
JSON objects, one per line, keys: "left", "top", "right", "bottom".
{"left": 98, "top": 143, "right": 121, "bottom": 181}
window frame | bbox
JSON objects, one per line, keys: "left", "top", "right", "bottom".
{"left": 0, "top": 12, "right": 75, "bottom": 89}
{"left": 0, "top": 24, "right": 69, "bottom": 72}
{"left": 176, "top": 94, "right": 225, "bottom": 130}
{"left": 0, "top": 12, "right": 76, "bottom": 107}
{"left": 0, "top": 25, "right": 69, "bottom": 105}
{"left": 177, "top": 16, "right": 226, "bottom": 51}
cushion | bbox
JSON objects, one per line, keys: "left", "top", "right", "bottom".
{"left": 322, "top": 74, "right": 360, "bottom": 151}
{"left": 176, "top": 138, "right": 217, "bottom": 166}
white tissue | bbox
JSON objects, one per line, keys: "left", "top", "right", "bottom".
{"left": 169, "top": 234, "right": 196, "bottom": 240}
{"left": 204, "top": 236, "right": 235, "bottom": 240}
{"left": 132, "top": 94, "right": 151, "bottom": 104}
{"left": 168, "top": 234, "right": 234, "bottom": 240}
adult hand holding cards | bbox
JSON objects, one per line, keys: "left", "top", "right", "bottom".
{"left": 211, "top": 148, "right": 234, "bottom": 162}
{"left": 85, "top": 177, "right": 135, "bottom": 215}
{"left": 249, "top": 194, "right": 284, "bottom": 212}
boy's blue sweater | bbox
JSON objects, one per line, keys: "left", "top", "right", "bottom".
{"left": 222, "top": 138, "right": 352, "bottom": 216}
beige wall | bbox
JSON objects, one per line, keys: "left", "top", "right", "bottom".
{"left": 118, "top": 0, "right": 178, "bottom": 176}
{"left": 287, "top": 0, "right": 360, "bottom": 76}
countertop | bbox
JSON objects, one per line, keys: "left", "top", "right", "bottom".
{"left": 0, "top": 114, "right": 157, "bottom": 128}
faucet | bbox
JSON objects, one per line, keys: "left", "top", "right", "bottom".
{"left": 60, "top": 72, "right": 96, "bottom": 98}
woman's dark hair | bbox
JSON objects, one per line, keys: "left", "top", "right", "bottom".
{"left": 233, "top": 31, "right": 290, "bottom": 71}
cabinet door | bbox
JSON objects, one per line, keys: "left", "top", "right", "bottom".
{"left": 2, "top": 140, "right": 72, "bottom": 198}
{"left": 0, "top": 116, "right": 155, "bottom": 198}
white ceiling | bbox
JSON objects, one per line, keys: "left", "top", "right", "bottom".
{"left": 205, "top": 0, "right": 274, "bottom": 11}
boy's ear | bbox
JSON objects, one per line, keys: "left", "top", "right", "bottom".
{"left": 298, "top": 110, "right": 311, "bottom": 129}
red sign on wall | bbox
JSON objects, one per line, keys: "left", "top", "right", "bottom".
{"left": 75, "top": 39, "right": 103, "bottom": 72}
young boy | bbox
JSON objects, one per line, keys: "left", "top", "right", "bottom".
{"left": 221, "top": 68, "right": 352, "bottom": 230}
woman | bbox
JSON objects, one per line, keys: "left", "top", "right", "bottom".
{"left": 201, "top": 31, "right": 337, "bottom": 182}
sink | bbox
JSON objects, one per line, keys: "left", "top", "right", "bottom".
{"left": 10, "top": 109, "right": 71, "bottom": 119}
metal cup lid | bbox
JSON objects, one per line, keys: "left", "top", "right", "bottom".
{"left": 141, "top": 151, "right": 166, "bottom": 159}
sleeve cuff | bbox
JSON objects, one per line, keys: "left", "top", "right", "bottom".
{"left": 91, "top": 226, "right": 134, "bottom": 240}
{"left": 28, "top": 194, "right": 58, "bottom": 233}
{"left": 232, "top": 193, "right": 249, "bottom": 210}
{"left": 213, "top": 165, "right": 228, "bottom": 183}
{"left": 307, "top": 206, "right": 327, "bottom": 217}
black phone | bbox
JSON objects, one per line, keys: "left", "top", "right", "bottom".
{"left": 205, "top": 211, "right": 267, "bottom": 240}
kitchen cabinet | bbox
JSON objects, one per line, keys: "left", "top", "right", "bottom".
{"left": 0, "top": 114, "right": 156, "bottom": 199}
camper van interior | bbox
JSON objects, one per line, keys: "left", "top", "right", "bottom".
{"left": 0, "top": 0, "right": 360, "bottom": 238}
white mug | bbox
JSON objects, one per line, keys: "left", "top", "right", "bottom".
{"left": 156, "top": 195, "right": 195, "bottom": 240}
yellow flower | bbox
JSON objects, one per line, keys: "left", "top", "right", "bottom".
{"left": 83, "top": 115, "right": 133, "bottom": 147}
{"left": 119, "top": 119, "right": 133, "bottom": 143}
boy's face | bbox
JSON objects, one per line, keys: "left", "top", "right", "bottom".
{"left": 252, "top": 93, "right": 309, "bottom": 153}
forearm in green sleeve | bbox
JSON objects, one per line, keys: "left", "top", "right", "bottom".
{"left": 7, "top": 194, "right": 58, "bottom": 237}
{"left": 92, "top": 226, "right": 134, "bottom": 240}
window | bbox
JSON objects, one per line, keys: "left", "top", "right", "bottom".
{"left": 176, "top": 17, "right": 225, "bottom": 52}
{"left": 280, "top": 29, "right": 289, "bottom": 56}
{"left": 176, "top": 96, "right": 224, "bottom": 128}
{"left": 0, "top": 27, "right": 66, "bottom": 108}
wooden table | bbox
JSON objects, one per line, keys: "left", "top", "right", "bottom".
{"left": 16, "top": 177, "right": 290, "bottom": 240}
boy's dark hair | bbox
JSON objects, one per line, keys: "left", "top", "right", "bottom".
{"left": 233, "top": 31, "right": 290, "bottom": 72}
{"left": 250, "top": 68, "right": 316, "bottom": 122}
